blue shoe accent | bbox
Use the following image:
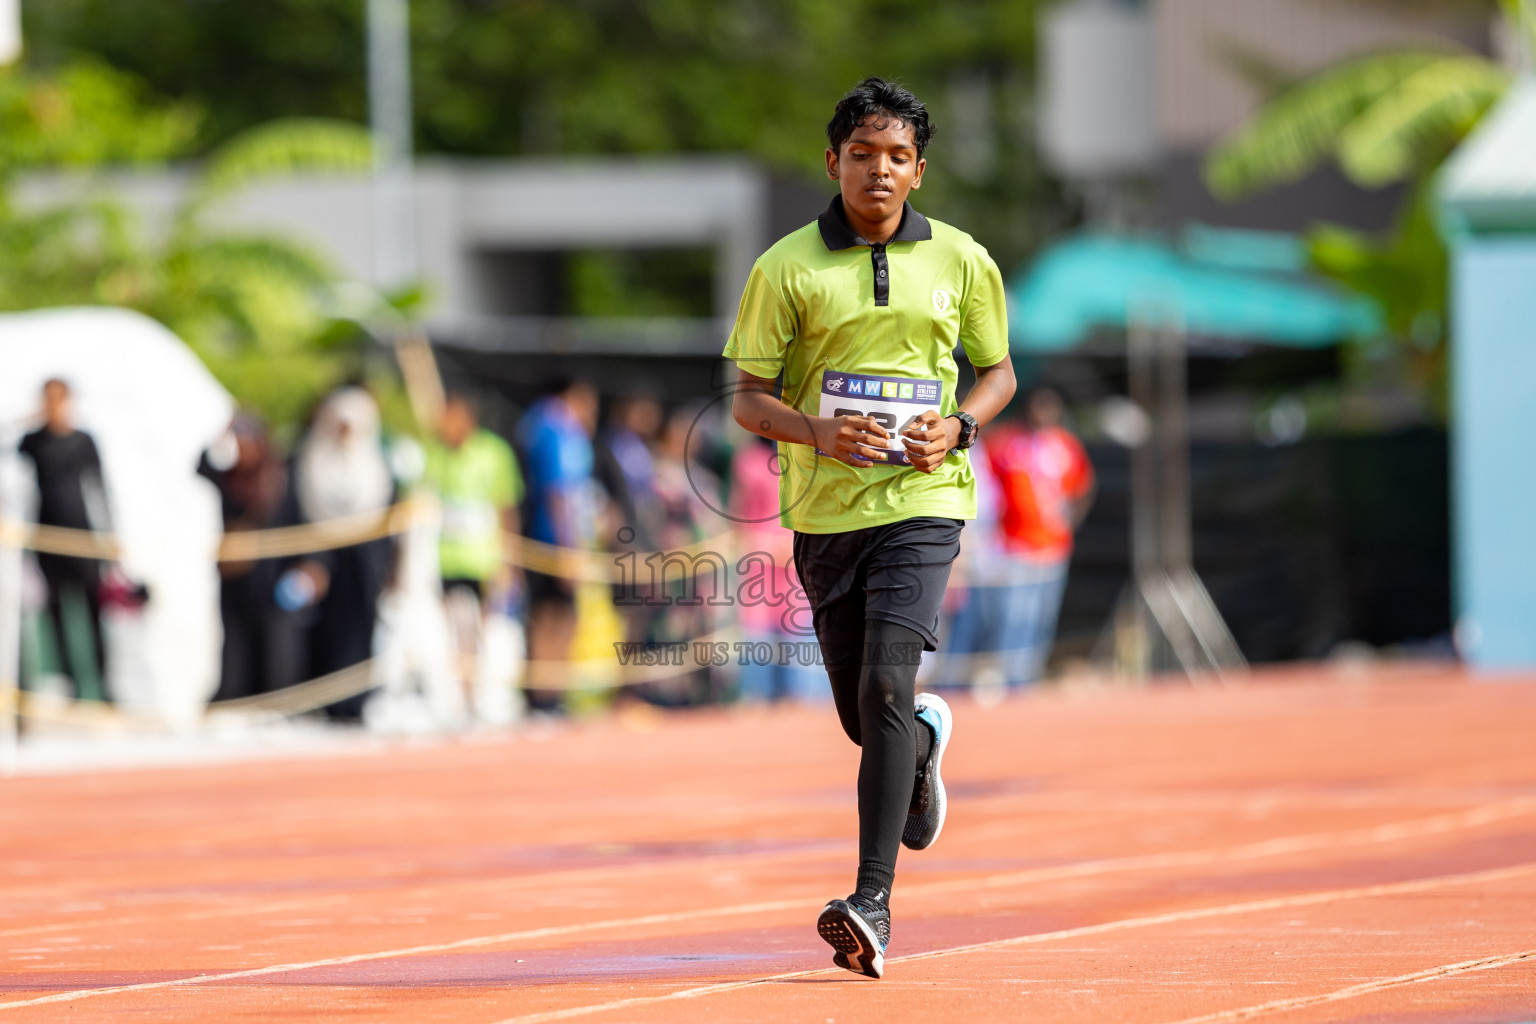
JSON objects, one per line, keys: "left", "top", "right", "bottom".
{"left": 904, "top": 691, "right": 952, "bottom": 850}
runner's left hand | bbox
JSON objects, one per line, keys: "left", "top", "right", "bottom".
{"left": 900, "top": 410, "right": 960, "bottom": 474}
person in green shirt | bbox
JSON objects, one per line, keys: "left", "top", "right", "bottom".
{"left": 424, "top": 394, "right": 524, "bottom": 696}
{"left": 724, "top": 76, "right": 1016, "bottom": 978}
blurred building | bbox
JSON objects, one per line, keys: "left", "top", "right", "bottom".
{"left": 16, "top": 158, "right": 825, "bottom": 402}
{"left": 1040, "top": 0, "right": 1491, "bottom": 230}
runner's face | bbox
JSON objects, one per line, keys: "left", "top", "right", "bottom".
{"left": 42, "top": 383, "right": 72, "bottom": 432}
{"left": 826, "top": 117, "right": 924, "bottom": 236}
{"left": 440, "top": 401, "right": 474, "bottom": 448}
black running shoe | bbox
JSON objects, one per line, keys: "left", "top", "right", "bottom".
{"left": 903, "top": 691, "right": 952, "bottom": 850}
{"left": 817, "top": 890, "right": 890, "bottom": 979}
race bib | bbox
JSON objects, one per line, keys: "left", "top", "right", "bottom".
{"left": 816, "top": 370, "right": 942, "bottom": 466}
{"left": 441, "top": 497, "right": 498, "bottom": 541}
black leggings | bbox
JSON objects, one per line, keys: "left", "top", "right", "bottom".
{"left": 825, "top": 618, "right": 931, "bottom": 895}
{"left": 794, "top": 517, "right": 959, "bottom": 895}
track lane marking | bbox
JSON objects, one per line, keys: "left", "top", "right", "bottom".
{"left": 4, "top": 794, "right": 1531, "bottom": 945}
{"left": 4, "top": 786, "right": 1519, "bottom": 902}
{"left": 0, "top": 841, "right": 854, "bottom": 941}
{"left": 1158, "top": 947, "right": 1536, "bottom": 1024}
{"left": 0, "top": 795, "right": 1532, "bottom": 1008}
{"left": 0, "top": 896, "right": 828, "bottom": 1012}
{"left": 4, "top": 856, "right": 1531, "bottom": 1017}
{"left": 899, "top": 795, "right": 1536, "bottom": 899}
{"left": 485, "top": 860, "right": 1536, "bottom": 1024}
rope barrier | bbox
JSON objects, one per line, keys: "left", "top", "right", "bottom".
{"left": 0, "top": 611, "right": 1070, "bottom": 734}
{"left": 0, "top": 622, "right": 749, "bottom": 730}
{"left": 0, "top": 508, "right": 1052, "bottom": 587}
{"left": 203, "top": 660, "right": 380, "bottom": 717}
{"left": 0, "top": 501, "right": 425, "bottom": 564}
{"left": 0, "top": 504, "right": 739, "bottom": 582}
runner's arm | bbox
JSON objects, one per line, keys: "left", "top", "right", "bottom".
{"left": 901, "top": 356, "right": 1017, "bottom": 474}
{"left": 731, "top": 368, "right": 890, "bottom": 469}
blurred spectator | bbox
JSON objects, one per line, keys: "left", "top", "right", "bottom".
{"left": 279, "top": 387, "right": 397, "bottom": 721}
{"left": 985, "top": 388, "right": 1096, "bottom": 685}
{"left": 197, "top": 415, "right": 304, "bottom": 702}
{"left": 426, "top": 393, "right": 522, "bottom": 599}
{"left": 516, "top": 377, "right": 599, "bottom": 700}
{"left": 17, "top": 379, "right": 112, "bottom": 702}
{"left": 599, "top": 390, "right": 664, "bottom": 549}
{"left": 424, "top": 393, "right": 523, "bottom": 701}
{"left": 730, "top": 433, "right": 821, "bottom": 703}
{"left": 599, "top": 390, "right": 665, "bottom": 655}
{"left": 644, "top": 404, "right": 722, "bottom": 705}
{"left": 932, "top": 433, "right": 1009, "bottom": 690}
{"left": 651, "top": 404, "right": 717, "bottom": 550}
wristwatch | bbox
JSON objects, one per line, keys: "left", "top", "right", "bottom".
{"left": 947, "top": 411, "right": 979, "bottom": 451}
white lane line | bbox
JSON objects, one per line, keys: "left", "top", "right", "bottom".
{"left": 1159, "top": 947, "right": 1536, "bottom": 1024}
{"left": 899, "top": 796, "right": 1536, "bottom": 899}
{"left": 0, "top": 896, "right": 825, "bottom": 1012}
{"left": 2, "top": 800, "right": 1533, "bottom": 1013}
{"left": 0, "top": 842, "right": 853, "bottom": 941}
{"left": 485, "top": 860, "right": 1536, "bottom": 1024}
{"left": 7, "top": 794, "right": 1530, "bottom": 944}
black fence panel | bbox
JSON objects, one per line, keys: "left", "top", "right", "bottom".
{"left": 1055, "top": 429, "right": 1451, "bottom": 664}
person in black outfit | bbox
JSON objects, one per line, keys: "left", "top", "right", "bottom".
{"left": 17, "top": 379, "right": 113, "bottom": 702}
{"left": 197, "top": 415, "right": 306, "bottom": 702}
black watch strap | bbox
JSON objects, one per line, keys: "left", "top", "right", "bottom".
{"left": 948, "top": 411, "right": 979, "bottom": 450}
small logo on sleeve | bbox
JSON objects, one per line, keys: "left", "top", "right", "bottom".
{"left": 933, "top": 289, "right": 950, "bottom": 313}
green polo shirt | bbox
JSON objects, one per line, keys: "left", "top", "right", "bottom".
{"left": 423, "top": 428, "right": 523, "bottom": 582}
{"left": 722, "top": 197, "right": 1011, "bottom": 534}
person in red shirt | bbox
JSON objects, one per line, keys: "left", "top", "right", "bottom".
{"left": 984, "top": 388, "right": 1095, "bottom": 684}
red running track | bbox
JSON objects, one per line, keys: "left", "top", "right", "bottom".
{"left": 3, "top": 666, "right": 1536, "bottom": 1023}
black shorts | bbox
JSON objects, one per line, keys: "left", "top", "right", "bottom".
{"left": 792, "top": 516, "right": 963, "bottom": 672}
{"left": 525, "top": 569, "right": 576, "bottom": 609}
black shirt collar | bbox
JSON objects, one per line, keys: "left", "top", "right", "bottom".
{"left": 817, "top": 194, "right": 932, "bottom": 251}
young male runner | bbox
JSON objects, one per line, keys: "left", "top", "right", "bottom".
{"left": 724, "top": 76, "right": 1016, "bottom": 978}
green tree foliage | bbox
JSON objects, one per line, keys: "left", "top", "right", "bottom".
{"left": 0, "top": 56, "right": 201, "bottom": 172}
{"left": 1205, "top": 50, "right": 1508, "bottom": 199}
{"left": 0, "top": 59, "right": 382, "bottom": 427}
{"left": 24, "top": 0, "right": 1062, "bottom": 272}
{"left": 1200, "top": 2, "right": 1534, "bottom": 416}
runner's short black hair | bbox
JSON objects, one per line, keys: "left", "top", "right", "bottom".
{"left": 826, "top": 76, "right": 934, "bottom": 158}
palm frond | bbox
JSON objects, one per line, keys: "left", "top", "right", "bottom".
{"left": 158, "top": 234, "right": 338, "bottom": 349}
{"left": 174, "top": 234, "right": 334, "bottom": 290}
{"left": 1338, "top": 56, "right": 1508, "bottom": 187}
{"left": 1203, "top": 50, "right": 1450, "bottom": 199}
{"left": 190, "top": 118, "right": 373, "bottom": 210}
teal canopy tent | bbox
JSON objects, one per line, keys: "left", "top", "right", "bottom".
{"left": 1008, "top": 231, "right": 1382, "bottom": 352}
{"left": 1002, "top": 228, "right": 1381, "bottom": 681}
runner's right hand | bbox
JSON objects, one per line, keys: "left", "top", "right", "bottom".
{"left": 813, "top": 415, "right": 890, "bottom": 468}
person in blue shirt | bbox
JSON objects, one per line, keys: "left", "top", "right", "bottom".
{"left": 515, "top": 377, "right": 600, "bottom": 700}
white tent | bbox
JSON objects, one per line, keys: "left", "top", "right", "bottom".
{"left": 0, "top": 307, "right": 232, "bottom": 725}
